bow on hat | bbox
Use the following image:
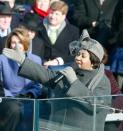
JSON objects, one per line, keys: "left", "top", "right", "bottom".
{"left": 69, "top": 29, "right": 104, "bottom": 62}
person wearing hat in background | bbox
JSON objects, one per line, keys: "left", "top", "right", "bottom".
{"left": 0, "top": 0, "right": 21, "bottom": 36}
{"left": 0, "top": 1, "right": 13, "bottom": 37}
{"left": 0, "top": 1, "right": 21, "bottom": 54}
{"left": 19, "top": 12, "right": 45, "bottom": 59}
{"left": 2, "top": 0, "right": 23, "bottom": 28}
{"left": 3, "top": 29, "right": 111, "bottom": 131}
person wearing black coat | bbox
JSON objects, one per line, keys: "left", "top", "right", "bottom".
{"left": 39, "top": 21, "right": 79, "bottom": 63}
{"left": 38, "top": 1, "right": 79, "bottom": 65}
{"left": 20, "top": 12, "right": 45, "bottom": 60}
{"left": 0, "top": 1, "right": 23, "bottom": 53}
{"left": 69, "top": 0, "right": 118, "bottom": 48}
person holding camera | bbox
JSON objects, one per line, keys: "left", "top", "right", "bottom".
{"left": 3, "top": 29, "right": 111, "bottom": 131}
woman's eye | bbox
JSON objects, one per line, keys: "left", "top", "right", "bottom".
{"left": 82, "top": 55, "right": 86, "bottom": 58}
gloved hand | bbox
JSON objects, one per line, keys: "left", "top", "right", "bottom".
{"left": 2, "top": 43, "right": 25, "bottom": 65}
{"left": 59, "top": 66, "right": 78, "bottom": 84}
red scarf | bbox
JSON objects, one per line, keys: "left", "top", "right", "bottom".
{"left": 32, "top": 5, "right": 49, "bottom": 18}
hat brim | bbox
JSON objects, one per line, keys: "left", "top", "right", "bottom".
{"left": 0, "top": 12, "right": 15, "bottom": 15}
{"left": 27, "top": 26, "right": 38, "bottom": 32}
{"left": 22, "top": 23, "right": 38, "bottom": 32}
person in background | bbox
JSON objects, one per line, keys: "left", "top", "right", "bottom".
{"left": 68, "top": 0, "right": 118, "bottom": 49}
{"left": 39, "top": 1, "right": 79, "bottom": 67}
{"left": 0, "top": 27, "right": 42, "bottom": 98}
{"left": 0, "top": 1, "right": 21, "bottom": 53}
{"left": 21, "top": 0, "right": 62, "bottom": 23}
{"left": 31, "top": 0, "right": 60, "bottom": 18}
{"left": 3, "top": 30, "right": 111, "bottom": 131}
{"left": 0, "top": 1, "right": 13, "bottom": 38}
{"left": 32, "top": 0, "right": 50, "bottom": 17}
{"left": 20, "top": 12, "right": 45, "bottom": 60}
{"left": 5, "top": 0, "right": 23, "bottom": 28}
{"left": 0, "top": 27, "right": 43, "bottom": 131}
{"left": 110, "top": 0, "right": 123, "bottom": 92}
{"left": 102, "top": 49, "right": 123, "bottom": 131}
{"left": 25, "top": 0, "right": 51, "bottom": 20}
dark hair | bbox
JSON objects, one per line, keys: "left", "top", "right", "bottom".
{"left": 101, "top": 48, "right": 108, "bottom": 64}
{"left": 89, "top": 51, "right": 101, "bottom": 69}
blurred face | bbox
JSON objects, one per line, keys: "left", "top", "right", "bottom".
{"left": 0, "top": 15, "right": 12, "bottom": 31}
{"left": 48, "top": 10, "right": 65, "bottom": 26}
{"left": 10, "top": 35, "right": 24, "bottom": 51}
{"left": 75, "top": 49, "right": 93, "bottom": 70}
{"left": 36, "top": 0, "right": 50, "bottom": 11}
{"left": 25, "top": 28, "right": 35, "bottom": 40}
{"left": 28, "top": 30, "right": 35, "bottom": 40}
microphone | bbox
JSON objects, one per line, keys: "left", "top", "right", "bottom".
{"left": 51, "top": 63, "right": 78, "bottom": 84}
{"left": 53, "top": 73, "right": 64, "bottom": 84}
{"left": 50, "top": 72, "right": 64, "bottom": 89}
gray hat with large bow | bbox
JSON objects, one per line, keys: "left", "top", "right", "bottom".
{"left": 69, "top": 29, "right": 104, "bottom": 62}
